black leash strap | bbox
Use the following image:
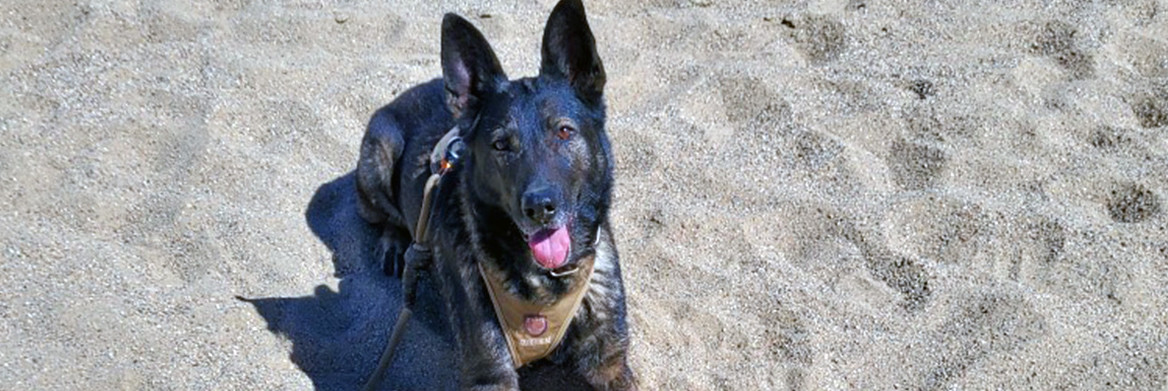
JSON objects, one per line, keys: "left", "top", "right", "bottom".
{"left": 362, "top": 130, "right": 463, "bottom": 391}
{"left": 362, "top": 244, "right": 430, "bottom": 391}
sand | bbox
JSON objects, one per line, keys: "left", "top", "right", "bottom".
{"left": 2, "top": 0, "right": 1167, "bottom": 389}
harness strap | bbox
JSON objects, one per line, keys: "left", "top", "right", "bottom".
{"left": 478, "top": 257, "right": 595, "bottom": 368}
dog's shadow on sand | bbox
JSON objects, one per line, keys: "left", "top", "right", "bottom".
{"left": 241, "top": 173, "right": 591, "bottom": 390}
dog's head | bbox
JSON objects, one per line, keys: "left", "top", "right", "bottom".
{"left": 441, "top": 0, "right": 611, "bottom": 274}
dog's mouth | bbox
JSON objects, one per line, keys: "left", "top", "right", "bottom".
{"left": 526, "top": 224, "right": 571, "bottom": 270}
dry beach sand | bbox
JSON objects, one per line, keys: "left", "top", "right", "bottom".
{"left": 2, "top": 0, "right": 1168, "bottom": 389}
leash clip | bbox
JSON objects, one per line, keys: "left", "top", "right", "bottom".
{"left": 430, "top": 127, "right": 465, "bottom": 176}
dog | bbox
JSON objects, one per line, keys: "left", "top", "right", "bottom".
{"left": 354, "top": 0, "right": 635, "bottom": 389}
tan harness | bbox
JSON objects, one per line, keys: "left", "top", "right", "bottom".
{"left": 478, "top": 256, "right": 594, "bottom": 368}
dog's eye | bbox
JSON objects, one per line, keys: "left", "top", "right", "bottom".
{"left": 492, "top": 139, "right": 510, "bottom": 151}
{"left": 556, "top": 125, "right": 574, "bottom": 141}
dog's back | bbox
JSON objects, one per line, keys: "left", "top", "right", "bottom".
{"left": 356, "top": 79, "right": 454, "bottom": 236}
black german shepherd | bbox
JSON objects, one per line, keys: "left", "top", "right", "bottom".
{"left": 354, "top": 0, "right": 635, "bottom": 389}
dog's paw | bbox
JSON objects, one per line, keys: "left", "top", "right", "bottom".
{"left": 461, "top": 368, "right": 520, "bottom": 391}
{"left": 581, "top": 357, "right": 637, "bottom": 391}
{"left": 593, "top": 367, "right": 637, "bottom": 391}
{"left": 375, "top": 229, "right": 411, "bottom": 277}
{"left": 466, "top": 386, "right": 519, "bottom": 391}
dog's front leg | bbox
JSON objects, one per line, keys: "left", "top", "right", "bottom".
{"left": 436, "top": 252, "right": 519, "bottom": 391}
{"left": 568, "top": 263, "right": 637, "bottom": 391}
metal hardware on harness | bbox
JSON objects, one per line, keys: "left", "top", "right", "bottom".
{"left": 548, "top": 264, "right": 581, "bottom": 277}
{"left": 363, "top": 127, "right": 463, "bottom": 391}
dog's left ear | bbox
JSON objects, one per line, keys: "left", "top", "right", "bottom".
{"left": 540, "top": 0, "right": 605, "bottom": 103}
{"left": 442, "top": 14, "right": 507, "bottom": 120}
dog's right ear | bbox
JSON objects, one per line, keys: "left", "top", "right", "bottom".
{"left": 441, "top": 14, "right": 507, "bottom": 120}
{"left": 540, "top": 0, "right": 605, "bottom": 103}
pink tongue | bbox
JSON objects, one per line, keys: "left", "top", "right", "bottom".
{"left": 528, "top": 226, "right": 570, "bottom": 269}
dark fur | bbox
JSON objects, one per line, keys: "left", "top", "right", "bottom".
{"left": 355, "top": 1, "right": 635, "bottom": 389}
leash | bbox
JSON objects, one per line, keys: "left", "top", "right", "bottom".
{"left": 362, "top": 128, "right": 464, "bottom": 391}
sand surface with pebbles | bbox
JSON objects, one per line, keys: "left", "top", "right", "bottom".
{"left": 2, "top": 0, "right": 1167, "bottom": 389}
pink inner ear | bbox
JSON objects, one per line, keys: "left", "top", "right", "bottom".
{"left": 452, "top": 61, "right": 471, "bottom": 93}
{"left": 449, "top": 61, "right": 472, "bottom": 113}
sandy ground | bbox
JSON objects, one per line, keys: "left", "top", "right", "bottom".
{"left": 3, "top": 0, "right": 1168, "bottom": 389}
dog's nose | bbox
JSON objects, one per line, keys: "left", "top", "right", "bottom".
{"left": 522, "top": 187, "right": 558, "bottom": 225}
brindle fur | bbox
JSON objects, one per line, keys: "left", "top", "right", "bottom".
{"left": 355, "top": 1, "right": 635, "bottom": 389}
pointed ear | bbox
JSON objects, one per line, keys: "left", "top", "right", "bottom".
{"left": 540, "top": 0, "right": 606, "bottom": 102}
{"left": 442, "top": 14, "right": 507, "bottom": 119}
